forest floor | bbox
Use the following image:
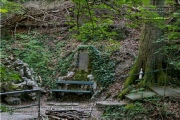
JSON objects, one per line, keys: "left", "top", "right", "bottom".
{"left": 0, "top": 98, "right": 106, "bottom": 119}
{"left": 1, "top": 94, "right": 180, "bottom": 120}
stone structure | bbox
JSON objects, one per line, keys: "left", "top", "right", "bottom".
{"left": 78, "top": 52, "right": 89, "bottom": 71}
{"left": 1, "top": 56, "right": 40, "bottom": 104}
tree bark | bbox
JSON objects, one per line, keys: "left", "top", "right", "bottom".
{"left": 123, "top": 0, "right": 169, "bottom": 88}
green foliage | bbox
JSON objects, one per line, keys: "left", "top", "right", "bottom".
{"left": 101, "top": 106, "right": 126, "bottom": 119}
{"left": 102, "top": 102, "right": 148, "bottom": 119}
{"left": 1, "top": 33, "right": 56, "bottom": 88}
{"left": 0, "top": 105, "right": 8, "bottom": 112}
{"left": 118, "top": 87, "right": 130, "bottom": 99}
{"left": 0, "top": 0, "right": 23, "bottom": 14}
{"left": 102, "top": 39, "right": 121, "bottom": 56}
{"left": 58, "top": 45, "right": 115, "bottom": 87}
{"left": 155, "top": 10, "right": 180, "bottom": 70}
{"left": 0, "top": 64, "right": 20, "bottom": 83}
{"left": 102, "top": 96, "right": 173, "bottom": 119}
{"left": 57, "top": 53, "right": 75, "bottom": 75}
{"left": 70, "top": 0, "right": 128, "bottom": 42}
{"left": 167, "top": 11, "right": 180, "bottom": 69}
{"left": 125, "top": 102, "right": 148, "bottom": 118}
{"left": 0, "top": 64, "right": 21, "bottom": 92}
{"left": 79, "top": 45, "right": 115, "bottom": 86}
{"left": 12, "top": 34, "right": 51, "bottom": 75}
{"left": 72, "top": 19, "right": 123, "bottom": 42}
{"left": 73, "top": 70, "right": 90, "bottom": 80}
{"left": 0, "top": 105, "right": 14, "bottom": 114}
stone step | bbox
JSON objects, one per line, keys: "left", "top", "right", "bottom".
{"left": 96, "top": 101, "right": 127, "bottom": 106}
{"left": 47, "top": 102, "right": 79, "bottom": 106}
{"left": 125, "top": 91, "right": 157, "bottom": 100}
{"left": 51, "top": 89, "right": 92, "bottom": 93}
{"left": 56, "top": 80, "right": 94, "bottom": 85}
{"left": 150, "top": 86, "right": 180, "bottom": 97}
{"left": 172, "top": 88, "right": 180, "bottom": 94}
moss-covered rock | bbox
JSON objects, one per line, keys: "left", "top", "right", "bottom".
{"left": 73, "top": 70, "right": 91, "bottom": 81}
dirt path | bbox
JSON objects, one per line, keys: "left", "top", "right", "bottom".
{"left": 1, "top": 99, "right": 103, "bottom": 120}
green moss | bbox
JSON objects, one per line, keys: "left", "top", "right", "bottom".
{"left": 138, "top": 78, "right": 152, "bottom": 88}
{"left": 105, "top": 92, "right": 111, "bottom": 99}
{"left": 124, "top": 61, "right": 139, "bottom": 87}
{"left": 138, "top": 63, "right": 154, "bottom": 87}
{"left": 157, "top": 71, "right": 170, "bottom": 85}
{"left": 118, "top": 87, "right": 130, "bottom": 99}
{"left": 73, "top": 70, "right": 91, "bottom": 81}
{"left": 139, "top": 73, "right": 153, "bottom": 87}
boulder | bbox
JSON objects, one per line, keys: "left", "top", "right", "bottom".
{"left": 5, "top": 97, "right": 21, "bottom": 105}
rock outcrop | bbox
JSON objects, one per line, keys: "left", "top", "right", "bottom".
{"left": 1, "top": 55, "right": 40, "bottom": 105}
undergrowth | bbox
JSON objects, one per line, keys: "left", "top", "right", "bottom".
{"left": 1, "top": 31, "right": 117, "bottom": 88}
{"left": 1, "top": 32, "right": 59, "bottom": 89}
{"left": 58, "top": 45, "right": 115, "bottom": 87}
{"left": 101, "top": 96, "right": 176, "bottom": 120}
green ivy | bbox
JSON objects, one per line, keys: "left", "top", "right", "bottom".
{"left": 1, "top": 33, "right": 55, "bottom": 88}
{"left": 0, "top": 64, "right": 20, "bottom": 83}
{"left": 0, "top": 64, "right": 21, "bottom": 92}
{"left": 58, "top": 45, "right": 115, "bottom": 87}
{"left": 78, "top": 45, "right": 115, "bottom": 86}
{"left": 0, "top": 105, "right": 14, "bottom": 115}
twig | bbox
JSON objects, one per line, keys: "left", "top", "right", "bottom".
{"left": 48, "top": 115, "right": 61, "bottom": 120}
{"left": 24, "top": 15, "right": 47, "bottom": 22}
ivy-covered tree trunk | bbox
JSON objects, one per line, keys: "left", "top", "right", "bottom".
{"left": 124, "top": 0, "right": 169, "bottom": 88}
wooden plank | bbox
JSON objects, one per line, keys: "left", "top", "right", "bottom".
{"left": 51, "top": 89, "right": 92, "bottom": 93}
{"left": 56, "top": 80, "right": 94, "bottom": 85}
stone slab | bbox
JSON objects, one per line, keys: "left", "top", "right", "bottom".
{"left": 0, "top": 113, "right": 37, "bottom": 120}
{"left": 172, "top": 88, "right": 180, "bottom": 94}
{"left": 125, "top": 91, "right": 156, "bottom": 100}
{"left": 47, "top": 102, "right": 79, "bottom": 106}
{"left": 96, "top": 101, "right": 127, "bottom": 106}
{"left": 150, "top": 86, "right": 179, "bottom": 97}
{"left": 78, "top": 52, "right": 89, "bottom": 71}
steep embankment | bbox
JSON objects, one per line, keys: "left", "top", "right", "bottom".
{"left": 1, "top": 0, "right": 139, "bottom": 93}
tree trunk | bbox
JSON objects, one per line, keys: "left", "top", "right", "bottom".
{"left": 123, "top": 0, "right": 169, "bottom": 88}
{"left": 124, "top": 23, "right": 169, "bottom": 87}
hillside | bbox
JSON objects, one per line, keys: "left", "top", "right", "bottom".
{"left": 1, "top": 0, "right": 180, "bottom": 119}
{"left": 1, "top": 0, "right": 140, "bottom": 91}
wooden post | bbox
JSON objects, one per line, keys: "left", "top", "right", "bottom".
{"left": 38, "top": 90, "right": 41, "bottom": 119}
